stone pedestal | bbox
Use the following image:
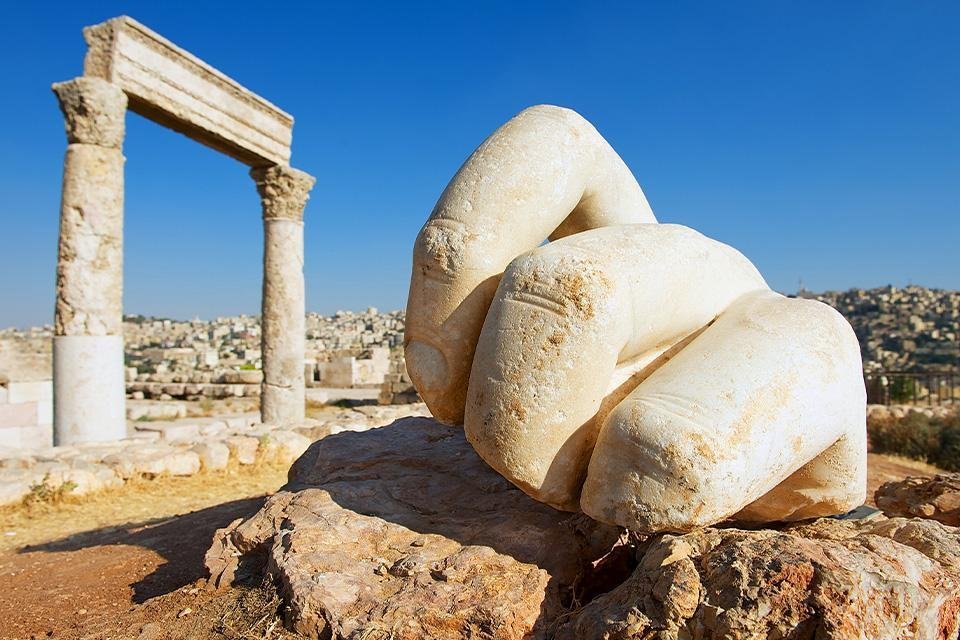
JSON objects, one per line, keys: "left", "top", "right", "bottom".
{"left": 51, "top": 77, "right": 127, "bottom": 446}
{"left": 251, "top": 166, "right": 316, "bottom": 425}
{"left": 53, "top": 336, "right": 126, "bottom": 444}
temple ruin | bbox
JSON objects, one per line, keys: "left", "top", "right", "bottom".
{"left": 52, "top": 16, "right": 315, "bottom": 445}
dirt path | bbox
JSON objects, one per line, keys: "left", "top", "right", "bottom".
{"left": 864, "top": 452, "right": 941, "bottom": 506}
{"left": 0, "top": 463, "right": 292, "bottom": 639}
{"left": 0, "top": 453, "right": 943, "bottom": 639}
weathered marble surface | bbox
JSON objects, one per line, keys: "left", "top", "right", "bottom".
{"left": 52, "top": 77, "right": 126, "bottom": 338}
{"left": 405, "top": 105, "right": 656, "bottom": 426}
{"left": 404, "top": 105, "right": 867, "bottom": 533}
{"left": 52, "top": 76, "right": 128, "bottom": 445}
{"left": 52, "top": 76, "right": 126, "bottom": 149}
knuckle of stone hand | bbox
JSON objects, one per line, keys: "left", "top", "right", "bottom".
{"left": 414, "top": 219, "right": 472, "bottom": 278}
{"left": 503, "top": 251, "right": 612, "bottom": 320}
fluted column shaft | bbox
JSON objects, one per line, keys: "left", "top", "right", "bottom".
{"left": 252, "top": 166, "right": 316, "bottom": 425}
{"left": 51, "top": 77, "right": 128, "bottom": 445}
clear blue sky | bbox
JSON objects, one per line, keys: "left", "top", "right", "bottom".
{"left": 1, "top": 2, "right": 957, "bottom": 328}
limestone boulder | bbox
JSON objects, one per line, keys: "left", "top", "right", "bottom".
{"left": 25, "top": 460, "right": 72, "bottom": 486}
{"left": 206, "top": 417, "right": 621, "bottom": 639}
{"left": 207, "top": 416, "right": 960, "bottom": 640}
{"left": 257, "top": 429, "right": 310, "bottom": 464}
{"left": 557, "top": 516, "right": 960, "bottom": 640}
{"left": 138, "top": 449, "right": 200, "bottom": 476}
{"left": 101, "top": 445, "right": 200, "bottom": 478}
{"left": 220, "top": 370, "right": 263, "bottom": 385}
{"left": 62, "top": 460, "right": 122, "bottom": 494}
{"left": 0, "top": 459, "right": 120, "bottom": 505}
{"left": 224, "top": 435, "right": 259, "bottom": 465}
{"left": 191, "top": 441, "right": 230, "bottom": 471}
{"left": 221, "top": 414, "right": 258, "bottom": 432}
{"left": 0, "top": 455, "right": 34, "bottom": 471}
{"left": 876, "top": 473, "right": 960, "bottom": 526}
{"left": 0, "top": 474, "right": 31, "bottom": 506}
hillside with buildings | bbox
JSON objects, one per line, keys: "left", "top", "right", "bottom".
{"left": 803, "top": 285, "right": 959, "bottom": 373}
{"left": 2, "top": 285, "right": 957, "bottom": 391}
{"left": 0, "top": 308, "right": 407, "bottom": 414}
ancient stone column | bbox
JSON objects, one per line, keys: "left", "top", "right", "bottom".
{"left": 51, "top": 77, "right": 128, "bottom": 445}
{"left": 252, "top": 166, "right": 316, "bottom": 425}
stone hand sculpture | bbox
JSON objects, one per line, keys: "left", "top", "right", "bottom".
{"left": 405, "top": 105, "right": 867, "bottom": 533}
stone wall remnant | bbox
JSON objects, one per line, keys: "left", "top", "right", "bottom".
{"left": 876, "top": 473, "right": 960, "bottom": 527}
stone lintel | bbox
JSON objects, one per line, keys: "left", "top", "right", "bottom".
{"left": 83, "top": 16, "right": 293, "bottom": 167}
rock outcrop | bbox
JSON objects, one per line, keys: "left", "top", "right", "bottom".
{"left": 876, "top": 473, "right": 960, "bottom": 527}
{"left": 208, "top": 417, "right": 960, "bottom": 640}
{"left": 206, "top": 417, "right": 621, "bottom": 639}
{"left": 559, "top": 516, "right": 960, "bottom": 639}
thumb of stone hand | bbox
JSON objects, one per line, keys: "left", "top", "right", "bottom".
{"left": 405, "top": 106, "right": 867, "bottom": 533}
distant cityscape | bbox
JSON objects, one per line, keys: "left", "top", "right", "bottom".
{"left": 120, "top": 307, "right": 405, "bottom": 377}
{"left": 0, "top": 308, "right": 405, "bottom": 397}
{"left": 800, "top": 285, "right": 959, "bottom": 373}
{"left": 0, "top": 285, "right": 957, "bottom": 449}
{"left": 2, "top": 285, "right": 958, "bottom": 391}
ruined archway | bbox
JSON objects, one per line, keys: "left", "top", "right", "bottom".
{"left": 52, "top": 16, "right": 315, "bottom": 445}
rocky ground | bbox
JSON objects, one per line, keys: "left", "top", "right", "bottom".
{"left": 0, "top": 404, "right": 427, "bottom": 640}
{"left": 0, "top": 407, "right": 953, "bottom": 640}
{"left": 0, "top": 461, "right": 291, "bottom": 639}
{"left": 0, "top": 402, "right": 429, "bottom": 508}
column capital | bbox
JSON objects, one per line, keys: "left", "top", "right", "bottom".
{"left": 52, "top": 76, "right": 127, "bottom": 148}
{"left": 251, "top": 165, "right": 317, "bottom": 221}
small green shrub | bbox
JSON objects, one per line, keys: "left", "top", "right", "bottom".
{"left": 934, "top": 414, "right": 960, "bottom": 471}
{"left": 23, "top": 475, "right": 78, "bottom": 506}
{"left": 888, "top": 377, "right": 918, "bottom": 403}
{"left": 869, "top": 413, "right": 940, "bottom": 461}
{"left": 869, "top": 410, "right": 960, "bottom": 470}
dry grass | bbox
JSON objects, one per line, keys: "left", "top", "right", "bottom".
{"left": 305, "top": 399, "right": 357, "bottom": 419}
{"left": 0, "top": 460, "right": 289, "bottom": 553}
{"left": 209, "top": 579, "right": 298, "bottom": 639}
{"left": 184, "top": 397, "right": 260, "bottom": 418}
{"left": 869, "top": 452, "right": 942, "bottom": 474}
{"left": 0, "top": 454, "right": 296, "bottom": 638}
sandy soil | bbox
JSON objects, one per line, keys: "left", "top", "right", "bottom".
{"left": 0, "top": 463, "right": 294, "bottom": 639}
{"left": 0, "top": 453, "right": 943, "bottom": 639}
{"left": 865, "top": 452, "right": 942, "bottom": 506}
